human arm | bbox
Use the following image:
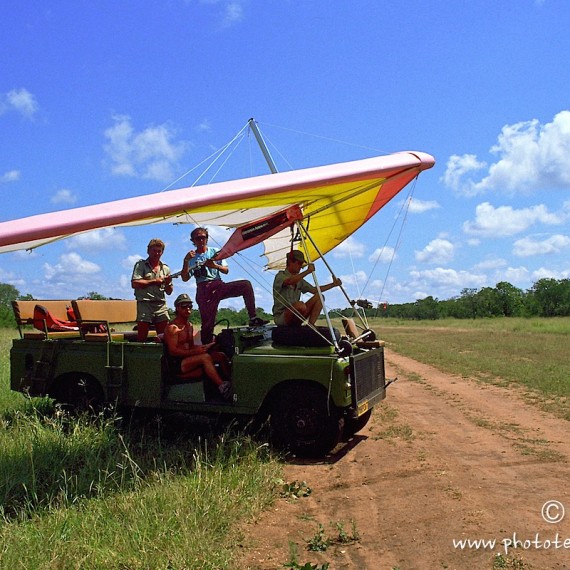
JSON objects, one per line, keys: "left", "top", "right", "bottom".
{"left": 320, "top": 276, "right": 342, "bottom": 293}
{"left": 131, "top": 259, "right": 173, "bottom": 291}
{"left": 282, "top": 263, "right": 316, "bottom": 287}
{"left": 164, "top": 324, "right": 214, "bottom": 357}
{"left": 180, "top": 250, "right": 196, "bottom": 282}
{"left": 204, "top": 258, "right": 228, "bottom": 275}
{"left": 131, "top": 273, "right": 173, "bottom": 291}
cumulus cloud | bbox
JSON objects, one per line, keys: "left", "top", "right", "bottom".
{"left": 67, "top": 228, "right": 127, "bottom": 253}
{"left": 441, "top": 154, "right": 487, "bottom": 193}
{"left": 0, "top": 88, "right": 38, "bottom": 119}
{"left": 442, "top": 110, "right": 570, "bottom": 195}
{"left": 474, "top": 257, "right": 507, "bottom": 270}
{"left": 123, "top": 254, "right": 143, "bottom": 270}
{"left": 369, "top": 246, "right": 396, "bottom": 264}
{"left": 501, "top": 266, "right": 531, "bottom": 284}
{"left": 407, "top": 198, "right": 440, "bottom": 214}
{"left": 103, "top": 115, "right": 187, "bottom": 182}
{"left": 1, "top": 170, "right": 20, "bottom": 184}
{"left": 409, "top": 267, "right": 487, "bottom": 289}
{"left": 532, "top": 267, "right": 570, "bottom": 281}
{"left": 513, "top": 234, "right": 570, "bottom": 257}
{"left": 338, "top": 269, "right": 367, "bottom": 287}
{"left": 43, "top": 252, "right": 101, "bottom": 281}
{"left": 51, "top": 188, "right": 77, "bottom": 204}
{"left": 332, "top": 236, "right": 366, "bottom": 259}
{"left": 463, "top": 202, "right": 563, "bottom": 237}
{"left": 415, "top": 238, "right": 455, "bottom": 264}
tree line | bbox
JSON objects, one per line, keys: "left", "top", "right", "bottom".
{"left": 0, "top": 284, "right": 272, "bottom": 328}
{"left": 334, "top": 278, "right": 570, "bottom": 320}
{"left": 2, "top": 278, "right": 570, "bottom": 328}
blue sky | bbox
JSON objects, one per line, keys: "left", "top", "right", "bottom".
{"left": 1, "top": 0, "right": 569, "bottom": 313}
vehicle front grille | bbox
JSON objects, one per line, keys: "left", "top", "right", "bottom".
{"left": 350, "top": 348, "right": 386, "bottom": 407}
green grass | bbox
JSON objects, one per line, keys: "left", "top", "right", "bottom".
{"left": 2, "top": 318, "right": 570, "bottom": 567}
{"left": 0, "top": 327, "right": 282, "bottom": 569}
{"left": 354, "top": 316, "right": 570, "bottom": 420}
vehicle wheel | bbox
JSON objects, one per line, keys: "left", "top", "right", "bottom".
{"left": 52, "top": 375, "right": 103, "bottom": 413}
{"left": 345, "top": 408, "right": 373, "bottom": 436}
{"left": 270, "top": 384, "right": 344, "bottom": 457}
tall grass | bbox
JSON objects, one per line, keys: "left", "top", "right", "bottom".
{"left": 363, "top": 317, "right": 570, "bottom": 419}
{"left": 0, "top": 328, "right": 281, "bottom": 569}
{"left": 0, "top": 329, "right": 25, "bottom": 412}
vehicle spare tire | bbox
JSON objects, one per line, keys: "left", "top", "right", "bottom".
{"left": 272, "top": 325, "right": 340, "bottom": 347}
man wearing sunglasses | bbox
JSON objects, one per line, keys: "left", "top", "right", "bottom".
{"left": 163, "top": 293, "right": 231, "bottom": 400}
{"left": 181, "top": 227, "right": 268, "bottom": 344}
{"left": 272, "top": 249, "right": 342, "bottom": 327}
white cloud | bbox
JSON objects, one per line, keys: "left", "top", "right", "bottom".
{"left": 531, "top": 267, "right": 570, "bottom": 281}
{"left": 415, "top": 238, "right": 454, "bottom": 264}
{"left": 51, "top": 188, "right": 77, "bottom": 204}
{"left": 513, "top": 234, "right": 570, "bottom": 257}
{"left": 1, "top": 170, "right": 20, "bottom": 184}
{"left": 332, "top": 236, "right": 366, "bottom": 259}
{"left": 67, "top": 228, "right": 127, "bottom": 253}
{"left": 409, "top": 267, "right": 487, "bottom": 289}
{"left": 103, "top": 115, "right": 187, "bottom": 182}
{"left": 43, "top": 252, "right": 101, "bottom": 281}
{"left": 474, "top": 257, "right": 507, "bottom": 270}
{"left": 368, "top": 246, "right": 396, "bottom": 264}
{"left": 443, "top": 110, "right": 570, "bottom": 195}
{"left": 463, "top": 202, "right": 562, "bottom": 237}
{"left": 500, "top": 266, "right": 531, "bottom": 285}
{"left": 0, "top": 88, "right": 38, "bottom": 119}
{"left": 123, "top": 254, "right": 143, "bottom": 270}
{"left": 338, "top": 269, "right": 367, "bottom": 286}
{"left": 441, "top": 154, "right": 486, "bottom": 193}
{"left": 407, "top": 198, "right": 440, "bottom": 214}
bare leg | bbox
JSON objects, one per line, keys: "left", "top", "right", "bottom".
{"left": 306, "top": 294, "right": 324, "bottom": 325}
{"left": 181, "top": 353, "right": 224, "bottom": 386}
{"left": 155, "top": 320, "right": 168, "bottom": 335}
{"left": 210, "top": 351, "right": 231, "bottom": 380}
{"left": 284, "top": 302, "right": 308, "bottom": 326}
{"left": 137, "top": 321, "right": 150, "bottom": 342}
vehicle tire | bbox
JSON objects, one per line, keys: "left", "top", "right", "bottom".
{"left": 345, "top": 408, "right": 373, "bottom": 436}
{"left": 269, "top": 384, "right": 344, "bottom": 457}
{"left": 52, "top": 375, "right": 103, "bottom": 413}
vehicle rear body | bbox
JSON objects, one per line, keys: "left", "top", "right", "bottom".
{"left": 11, "top": 325, "right": 387, "bottom": 455}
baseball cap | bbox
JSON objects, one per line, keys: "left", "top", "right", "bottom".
{"left": 287, "top": 250, "right": 306, "bottom": 264}
{"left": 174, "top": 293, "right": 193, "bottom": 307}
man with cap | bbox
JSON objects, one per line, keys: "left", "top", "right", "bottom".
{"left": 180, "top": 226, "right": 268, "bottom": 344}
{"left": 131, "top": 238, "right": 173, "bottom": 342}
{"left": 163, "top": 293, "right": 231, "bottom": 400}
{"left": 272, "top": 250, "right": 342, "bottom": 326}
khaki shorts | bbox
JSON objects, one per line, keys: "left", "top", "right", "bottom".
{"left": 273, "top": 312, "right": 287, "bottom": 326}
{"left": 136, "top": 300, "right": 170, "bottom": 324}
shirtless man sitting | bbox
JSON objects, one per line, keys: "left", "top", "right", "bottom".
{"left": 164, "top": 293, "right": 231, "bottom": 399}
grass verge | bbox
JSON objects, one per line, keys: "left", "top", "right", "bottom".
{"left": 0, "top": 327, "right": 281, "bottom": 569}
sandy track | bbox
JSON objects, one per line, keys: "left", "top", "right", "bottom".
{"left": 237, "top": 350, "right": 570, "bottom": 569}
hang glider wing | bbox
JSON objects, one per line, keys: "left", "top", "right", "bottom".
{"left": 0, "top": 151, "right": 435, "bottom": 268}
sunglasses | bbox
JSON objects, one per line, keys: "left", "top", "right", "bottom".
{"left": 193, "top": 235, "right": 208, "bottom": 241}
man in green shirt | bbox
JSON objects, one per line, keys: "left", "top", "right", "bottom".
{"left": 272, "top": 249, "right": 342, "bottom": 326}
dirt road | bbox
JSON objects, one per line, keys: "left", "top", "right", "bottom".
{"left": 237, "top": 350, "right": 570, "bottom": 570}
